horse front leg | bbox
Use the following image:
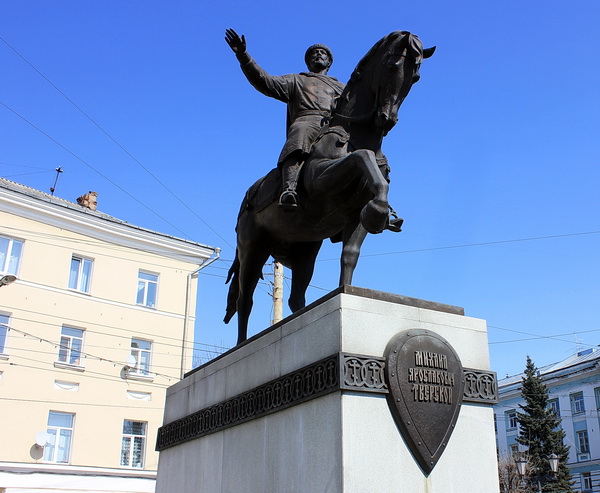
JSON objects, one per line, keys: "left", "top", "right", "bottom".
{"left": 339, "top": 222, "right": 368, "bottom": 286}
{"left": 311, "top": 149, "right": 389, "bottom": 234}
{"left": 350, "top": 149, "right": 389, "bottom": 234}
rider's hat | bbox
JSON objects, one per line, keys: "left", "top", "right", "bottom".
{"left": 305, "top": 44, "right": 333, "bottom": 67}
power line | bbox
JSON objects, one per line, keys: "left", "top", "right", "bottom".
{"left": 4, "top": 312, "right": 230, "bottom": 353}
{"left": 0, "top": 36, "right": 234, "bottom": 250}
{"left": 318, "top": 230, "right": 600, "bottom": 262}
{"left": 0, "top": 224, "right": 226, "bottom": 273}
{"left": 0, "top": 160, "right": 52, "bottom": 169}
{"left": 0, "top": 356, "right": 170, "bottom": 388}
{"left": 0, "top": 100, "right": 194, "bottom": 240}
{"left": 2, "top": 170, "right": 54, "bottom": 178}
{"left": 0, "top": 395, "right": 163, "bottom": 410}
{"left": 489, "top": 325, "right": 600, "bottom": 347}
{"left": 7, "top": 325, "right": 179, "bottom": 381}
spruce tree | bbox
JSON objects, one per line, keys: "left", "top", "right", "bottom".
{"left": 516, "top": 356, "right": 574, "bottom": 492}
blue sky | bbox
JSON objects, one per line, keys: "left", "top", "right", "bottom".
{"left": 1, "top": 1, "right": 599, "bottom": 378}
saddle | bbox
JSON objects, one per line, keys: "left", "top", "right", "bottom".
{"left": 244, "top": 167, "right": 282, "bottom": 214}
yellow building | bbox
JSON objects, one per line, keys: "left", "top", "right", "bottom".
{"left": 0, "top": 178, "right": 219, "bottom": 492}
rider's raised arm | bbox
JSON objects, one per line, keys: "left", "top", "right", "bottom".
{"left": 225, "top": 28, "right": 294, "bottom": 104}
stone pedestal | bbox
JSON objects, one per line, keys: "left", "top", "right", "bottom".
{"left": 155, "top": 286, "right": 500, "bottom": 493}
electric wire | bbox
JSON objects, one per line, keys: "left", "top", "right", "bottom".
{"left": 3, "top": 312, "right": 230, "bottom": 353}
{"left": 0, "top": 355, "right": 170, "bottom": 387}
{"left": 0, "top": 35, "right": 234, "bottom": 250}
{"left": 0, "top": 395, "right": 164, "bottom": 410}
{"left": 6, "top": 326, "right": 180, "bottom": 380}
{"left": 0, "top": 100, "right": 194, "bottom": 241}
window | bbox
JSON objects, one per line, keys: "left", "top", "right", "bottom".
{"left": 121, "top": 420, "right": 146, "bottom": 468}
{"left": 130, "top": 338, "right": 152, "bottom": 376}
{"left": 58, "top": 327, "right": 84, "bottom": 366}
{"left": 595, "top": 387, "right": 600, "bottom": 410}
{"left": 0, "top": 235, "right": 23, "bottom": 275}
{"left": 570, "top": 392, "right": 585, "bottom": 415}
{"left": 0, "top": 314, "right": 9, "bottom": 354}
{"left": 68, "top": 256, "right": 92, "bottom": 293}
{"left": 43, "top": 412, "right": 74, "bottom": 463}
{"left": 577, "top": 430, "right": 590, "bottom": 454}
{"left": 506, "top": 410, "right": 518, "bottom": 430}
{"left": 136, "top": 271, "right": 158, "bottom": 307}
{"left": 582, "top": 472, "right": 593, "bottom": 491}
{"left": 548, "top": 398, "right": 560, "bottom": 417}
{"left": 510, "top": 444, "right": 519, "bottom": 456}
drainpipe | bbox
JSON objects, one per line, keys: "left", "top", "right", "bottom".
{"left": 180, "top": 248, "right": 221, "bottom": 378}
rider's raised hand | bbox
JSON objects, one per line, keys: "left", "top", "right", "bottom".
{"left": 225, "top": 28, "right": 246, "bottom": 55}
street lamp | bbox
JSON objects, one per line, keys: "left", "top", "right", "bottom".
{"left": 0, "top": 275, "right": 16, "bottom": 287}
{"left": 515, "top": 455, "right": 527, "bottom": 477}
{"left": 515, "top": 453, "right": 560, "bottom": 493}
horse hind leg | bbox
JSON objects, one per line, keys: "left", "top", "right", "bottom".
{"left": 235, "top": 247, "right": 271, "bottom": 345}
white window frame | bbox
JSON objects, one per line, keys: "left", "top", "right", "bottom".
{"left": 57, "top": 326, "right": 85, "bottom": 367}
{"left": 577, "top": 430, "right": 590, "bottom": 454}
{"left": 571, "top": 392, "right": 585, "bottom": 415}
{"left": 0, "top": 235, "right": 23, "bottom": 275}
{"left": 582, "top": 472, "right": 593, "bottom": 491}
{"left": 43, "top": 411, "right": 75, "bottom": 464}
{"left": 506, "top": 410, "right": 518, "bottom": 430}
{"left": 68, "top": 255, "right": 93, "bottom": 293}
{"left": 548, "top": 398, "right": 560, "bottom": 417}
{"left": 129, "top": 338, "right": 152, "bottom": 376}
{"left": 120, "top": 420, "right": 146, "bottom": 468}
{"left": 136, "top": 271, "right": 158, "bottom": 308}
{"left": 0, "top": 313, "right": 10, "bottom": 355}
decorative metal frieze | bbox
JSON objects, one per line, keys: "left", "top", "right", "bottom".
{"left": 462, "top": 368, "right": 498, "bottom": 404}
{"left": 156, "top": 351, "right": 499, "bottom": 452}
{"left": 156, "top": 354, "right": 339, "bottom": 451}
{"left": 340, "top": 353, "right": 388, "bottom": 393}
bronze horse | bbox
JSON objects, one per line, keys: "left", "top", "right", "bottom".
{"left": 225, "top": 31, "right": 435, "bottom": 344}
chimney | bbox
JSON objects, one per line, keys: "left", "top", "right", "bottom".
{"left": 76, "top": 191, "right": 98, "bottom": 211}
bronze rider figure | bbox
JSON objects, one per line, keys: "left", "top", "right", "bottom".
{"left": 225, "top": 28, "right": 345, "bottom": 211}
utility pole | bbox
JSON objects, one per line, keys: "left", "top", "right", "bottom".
{"left": 272, "top": 261, "right": 284, "bottom": 325}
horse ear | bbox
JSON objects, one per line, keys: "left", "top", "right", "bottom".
{"left": 423, "top": 46, "right": 436, "bottom": 59}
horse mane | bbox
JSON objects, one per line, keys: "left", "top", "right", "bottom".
{"left": 347, "top": 31, "right": 410, "bottom": 86}
{"left": 334, "top": 31, "right": 421, "bottom": 121}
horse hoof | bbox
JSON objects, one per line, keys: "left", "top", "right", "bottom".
{"left": 360, "top": 201, "right": 388, "bottom": 234}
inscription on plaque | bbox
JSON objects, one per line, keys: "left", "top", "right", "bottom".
{"left": 409, "top": 351, "right": 455, "bottom": 404}
{"left": 384, "top": 330, "right": 464, "bottom": 475}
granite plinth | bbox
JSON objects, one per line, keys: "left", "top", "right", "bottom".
{"left": 156, "top": 287, "right": 499, "bottom": 493}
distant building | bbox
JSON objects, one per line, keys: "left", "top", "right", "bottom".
{"left": 0, "top": 178, "right": 219, "bottom": 492}
{"left": 495, "top": 348, "right": 600, "bottom": 493}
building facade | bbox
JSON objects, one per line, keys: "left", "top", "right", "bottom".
{"left": 0, "top": 178, "right": 219, "bottom": 492}
{"left": 495, "top": 349, "right": 600, "bottom": 492}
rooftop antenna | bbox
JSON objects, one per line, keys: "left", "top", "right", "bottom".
{"left": 50, "top": 167, "right": 63, "bottom": 196}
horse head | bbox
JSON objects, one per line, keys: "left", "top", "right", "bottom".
{"left": 338, "top": 31, "right": 435, "bottom": 134}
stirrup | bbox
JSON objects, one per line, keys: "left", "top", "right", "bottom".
{"left": 385, "top": 206, "right": 403, "bottom": 233}
{"left": 278, "top": 190, "right": 298, "bottom": 211}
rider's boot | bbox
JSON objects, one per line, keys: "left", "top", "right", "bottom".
{"left": 279, "top": 160, "right": 302, "bottom": 211}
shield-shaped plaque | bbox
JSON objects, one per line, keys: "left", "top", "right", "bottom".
{"left": 384, "top": 329, "right": 464, "bottom": 475}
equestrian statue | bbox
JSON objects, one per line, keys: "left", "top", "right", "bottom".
{"left": 224, "top": 30, "right": 435, "bottom": 344}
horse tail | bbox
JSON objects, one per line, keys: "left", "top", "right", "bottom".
{"left": 224, "top": 250, "right": 240, "bottom": 324}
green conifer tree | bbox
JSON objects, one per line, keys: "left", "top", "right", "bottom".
{"left": 516, "top": 356, "right": 574, "bottom": 492}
